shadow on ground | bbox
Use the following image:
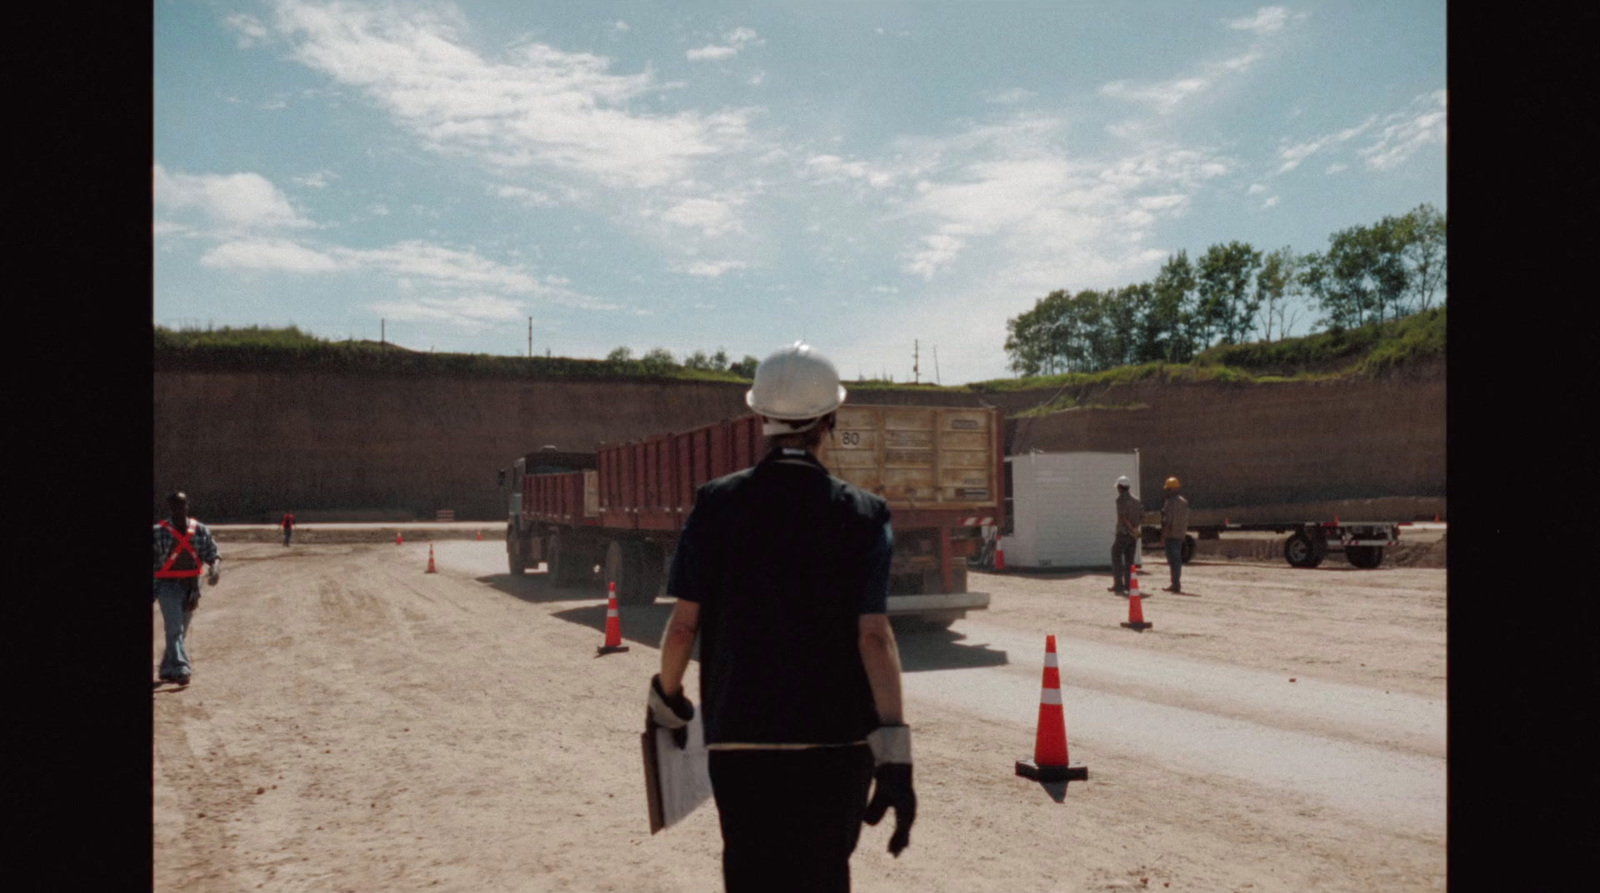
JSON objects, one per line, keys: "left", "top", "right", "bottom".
{"left": 476, "top": 569, "right": 611, "bottom": 605}
{"left": 531, "top": 599, "right": 1009, "bottom": 672}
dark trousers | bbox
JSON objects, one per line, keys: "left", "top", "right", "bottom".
{"left": 708, "top": 745, "right": 875, "bottom": 893}
{"left": 1111, "top": 534, "right": 1138, "bottom": 591}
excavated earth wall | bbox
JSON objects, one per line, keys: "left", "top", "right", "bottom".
{"left": 153, "top": 359, "right": 1444, "bottom": 523}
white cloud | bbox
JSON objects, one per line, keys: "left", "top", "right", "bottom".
{"left": 268, "top": 0, "right": 752, "bottom": 191}
{"left": 154, "top": 165, "right": 314, "bottom": 231}
{"left": 889, "top": 118, "right": 1229, "bottom": 285}
{"left": 367, "top": 293, "right": 526, "bottom": 330}
{"left": 686, "top": 26, "right": 762, "bottom": 61}
{"left": 677, "top": 260, "right": 747, "bottom": 278}
{"left": 1325, "top": 162, "right": 1348, "bottom": 174}
{"left": 1261, "top": 195, "right": 1280, "bottom": 208}
{"left": 293, "top": 169, "right": 337, "bottom": 188}
{"left": 686, "top": 44, "right": 737, "bottom": 61}
{"left": 1358, "top": 91, "right": 1447, "bottom": 171}
{"left": 983, "top": 87, "right": 1036, "bottom": 105}
{"left": 1226, "top": 6, "right": 1291, "bottom": 36}
{"left": 1247, "top": 183, "right": 1267, "bottom": 194}
{"left": 494, "top": 185, "right": 559, "bottom": 207}
{"left": 657, "top": 197, "right": 744, "bottom": 237}
{"left": 200, "top": 238, "right": 340, "bottom": 272}
{"left": 368, "top": 202, "right": 390, "bottom": 216}
{"left": 225, "top": 13, "right": 271, "bottom": 48}
{"left": 614, "top": 21, "right": 629, "bottom": 32}
{"left": 1099, "top": 77, "right": 1210, "bottom": 115}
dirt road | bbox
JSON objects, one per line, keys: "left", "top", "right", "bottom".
{"left": 154, "top": 538, "right": 1445, "bottom": 892}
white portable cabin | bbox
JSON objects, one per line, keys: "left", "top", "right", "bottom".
{"left": 1001, "top": 450, "right": 1141, "bottom": 569}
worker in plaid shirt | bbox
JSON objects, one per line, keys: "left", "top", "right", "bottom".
{"left": 153, "top": 491, "right": 220, "bottom": 685}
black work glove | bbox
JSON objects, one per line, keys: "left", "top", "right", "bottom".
{"left": 647, "top": 674, "right": 695, "bottom": 749}
{"left": 863, "top": 724, "right": 916, "bottom": 856}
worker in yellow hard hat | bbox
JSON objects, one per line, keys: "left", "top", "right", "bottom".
{"left": 1159, "top": 476, "right": 1189, "bottom": 593}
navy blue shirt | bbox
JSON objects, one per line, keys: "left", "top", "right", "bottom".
{"left": 669, "top": 447, "right": 892, "bottom": 746}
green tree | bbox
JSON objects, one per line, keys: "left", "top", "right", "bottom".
{"left": 729, "top": 355, "right": 760, "bottom": 378}
{"left": 605, "top": 346, "right": 634, "bottom": 363}
{"left": 683, "top": 349, "right": 715, "bottom": 371}
{"left": 1254, "top": 247, "right": 1295, "bottom": 342}
{"left": 1004, "top": 288, "right": 1075, "bottom": 376}
{"left": 1398, "top": 203, "right": 1447, "bottom": 312}
{"left": 639, "top": 348, "right": 676, "bottom": 373}
{"left": 1149, "top": 251, "right": 1197, "bottom": 362}
{"left": 1195, "top": 241, "right": 1264, "bottom": 346}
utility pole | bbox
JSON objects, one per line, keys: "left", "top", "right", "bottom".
{"left": 529, "top": 317, "right": 533, "bottom": 358}
{"left": 914, "top": 340, "right": 920, "bottom": 384}
{"left": 933, "top": 345, "right": 940, "bottom": 385}
{"left": 381, "top": 319, "right": 385, "bottom": 345}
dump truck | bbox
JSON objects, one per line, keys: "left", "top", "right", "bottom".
{"left": 499, "top": 404, "right": 1002, "bottom": 627}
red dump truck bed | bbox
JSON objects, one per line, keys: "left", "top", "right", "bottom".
{"left": 507, "top": 405, "right": 1001, "bottom": 623}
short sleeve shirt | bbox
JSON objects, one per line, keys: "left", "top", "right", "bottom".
{"left": 669, "top": 447, "right": 893, "bottom": 746}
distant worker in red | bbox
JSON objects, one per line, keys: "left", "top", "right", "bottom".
{"left": 281, "top": 511, "right": 296, "bottom": 547}
{"left": 153, "top": 491, "right": 221, "bottom": 685}
{"left": 1160, "top": 476, "right": 1190, "bottom": 593}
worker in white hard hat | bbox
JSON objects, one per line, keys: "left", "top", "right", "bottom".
{"left": 1160, "top": 476, "right": 1190, "bottom": 593}
{"left": 650, "top": 341, "right": 914, "bottom": 892}
{"left": 1109, "top": 476, "right": 1142, "bottom": 596}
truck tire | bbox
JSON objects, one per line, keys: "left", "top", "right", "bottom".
{"left": 1345, "top": 545, "right": 1384, "bottom": 569}
{"left": 507, "top": 529, "right": 526, "bottom": 576}
{"left": 1284, "top": 531, "right": 1327, "bottom": 568}
{"left": 605, "top": 540, "right": 658, "bottom": 606}
{"left": 548, "top": 529, "right": 589, "bottom": 588}
{"left": 1181, "top": 535, "right": 1196, "bottom": 565}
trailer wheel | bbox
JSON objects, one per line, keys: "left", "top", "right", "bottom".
{"left": 605, "top": 540, "right": 658, "bottom": 606}
{"left": 506, "top": 529, "right": 526, "bottom": 576}
{"left": 1284, "top": 531, "right": 1327, "bottom": 568}
{"left": 1181, "top": 535, "right": 1196, "bottom": 565}
{"left": 1345, "top": 545, "right": 1384, "bottom": 569}
{"left": 548, "top": 529, "right": 589, "bottom": 587}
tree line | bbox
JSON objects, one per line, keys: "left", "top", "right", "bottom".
{"left": 1003, "top": 203, "right": 1446, "bottom": 376}
{"left": 605, "top": 345, "right": 762, "bottom": 378}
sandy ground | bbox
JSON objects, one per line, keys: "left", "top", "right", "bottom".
{"left": 154, "top": 534, "right": 1445, "bottom": 893}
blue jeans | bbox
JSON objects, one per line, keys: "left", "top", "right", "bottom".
{"left": 154, "top": 581, "right": 198, "bottom": 680}
{"left": 1164, "top": 538, "right": 1184, "bottom": 589}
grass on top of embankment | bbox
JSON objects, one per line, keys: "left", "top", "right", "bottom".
{"left": 156, "top": 308, "right": 1443, "bottom": 391}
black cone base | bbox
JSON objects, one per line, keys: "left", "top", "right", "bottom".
{"left": 1015, "top": 759, "right": 1088, "bottom": 782}
{"left": 597, "top": 645, "right": 630, "bottom": 655}
{"left": 1120, "top": 621, "right": 1152, "bottom": 631}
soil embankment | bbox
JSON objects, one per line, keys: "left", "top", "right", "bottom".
{"left": 154, "top": 359, "right": 1444, "bottom": 522}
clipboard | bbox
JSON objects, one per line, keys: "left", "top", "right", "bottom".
{"left": 641, "top": 712, "right": 713, "bottom": 834}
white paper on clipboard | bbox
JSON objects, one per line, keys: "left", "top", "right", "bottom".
{"left": 641, "top": 712, "right": 713, "bottom": 833}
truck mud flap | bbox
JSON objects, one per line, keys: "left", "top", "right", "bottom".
{"left": 885, "top": 592, "right": 991, "bottom": 616}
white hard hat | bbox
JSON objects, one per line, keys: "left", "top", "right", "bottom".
{"left": 746, "top": 341, "right": 847, "bottom": 422}
{"left": 1116, "top": 476, "right": 1131, "bottom": 489}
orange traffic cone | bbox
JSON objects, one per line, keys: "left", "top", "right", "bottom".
{"left": 476, "top": 530, "right": 483, "bottom": 541}
{"left": 1121, "top": 592, "right": 1152, "bottom": 631}
{"left": 1015, "top": 635, "right": 1088, "bottom": 783}
{"left": 1434, "top": 513, "right": 1441, "bottom": 523}
{"left": 994, "top": 538, "right": 1006, "bottom": 571}
{"left": 425, "top": 544, "right": 437, "bottom": 574}
{"left": 597, "top": 583, "right": 630, "bottom": 655}
{"left": 396, "top": 531, "right": 404, "bottom": 545}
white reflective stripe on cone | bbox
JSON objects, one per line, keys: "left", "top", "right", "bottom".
{"left": 1044, "top": 652, "right": 1059, "bottom": 668}
{"left": 1040, "top": 688, "right": 1063, "bottom": 705}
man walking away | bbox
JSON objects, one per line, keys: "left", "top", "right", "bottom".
{"left": 648, "top": 341, "right": 916, "bottom": 893}
{"left": 281, "top": 511, "right": 295, "bottom": 547}
{"left": 1160, "top": 476, "right": 1189, "bottom": 593}
{"left": 1109, "top": 476, "right": 1141, "bottom": 595}
{"left": 153, "top": 491, "right": 221, "bottom": 685}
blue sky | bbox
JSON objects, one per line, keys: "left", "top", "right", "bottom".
{"left": 154, "top": 0, "right": 1445, "bottom": 385}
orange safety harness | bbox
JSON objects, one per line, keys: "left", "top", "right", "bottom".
{"left": 155, "top": 518, "right": 204, "bottom": 579}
